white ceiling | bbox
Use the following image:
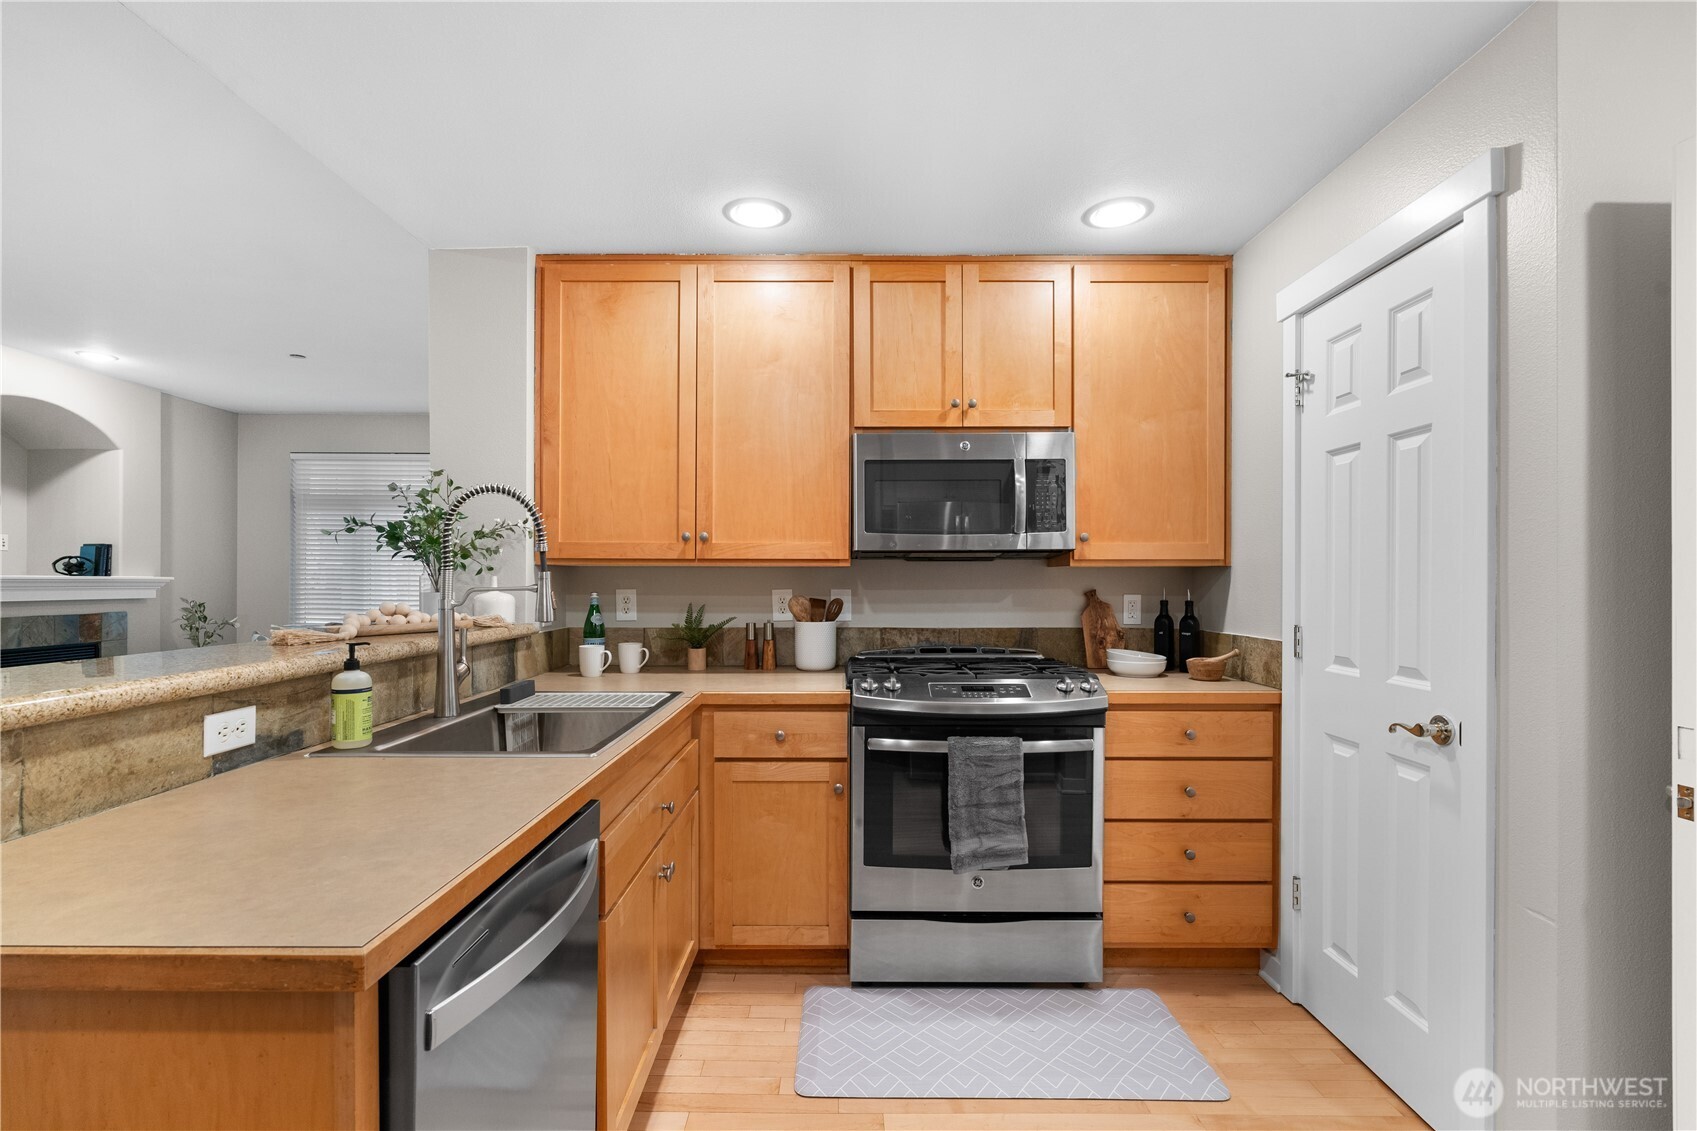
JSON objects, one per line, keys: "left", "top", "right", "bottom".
{"left": 3, "top": 1, "right": 1526, "bottom": 413}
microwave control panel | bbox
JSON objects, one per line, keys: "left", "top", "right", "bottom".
{"left": 1026, "top": 459, "right": 1068, "bottom": 533}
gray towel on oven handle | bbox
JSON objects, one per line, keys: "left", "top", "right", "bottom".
{"left": 946, "top": 735, "right": 1029, "bottom": 874}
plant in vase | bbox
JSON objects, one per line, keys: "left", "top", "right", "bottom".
{"left": 663, "top": 603, "right": 736, "bottom": 671}
{"left": 178, "top": 598, "right": 239, "bottom": 647}
{"left": 323, "top": 470, "right": 523, "bottom": 610}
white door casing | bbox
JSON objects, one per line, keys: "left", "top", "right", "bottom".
{"left": 1671, "top": 133, "right": 1695, "bottom": 1131}
{"left": 1277, "top": 150, "right": 1502, "bottom": 1130}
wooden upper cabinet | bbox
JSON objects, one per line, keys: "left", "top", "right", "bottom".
{"left": 697, "top": 262, "right": 850, "bottom": 562}
{"left": 852, "top": 263, "right": 962, "bottom": 427}
{"left": 537, "top": 262, "right": 695, "bottom": 561}
{"left": 1073, "top": 262, "right": 1229, "bottom": 564}
{"left": 961, "top": 262, "right": 1072, "bottom": 428}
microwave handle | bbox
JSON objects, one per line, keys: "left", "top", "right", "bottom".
{"left": 1012, "top": 456, "right": 1028, "bottom": 536}
{"left": 864, "top": 737, "right": 1096, "bottom": 754}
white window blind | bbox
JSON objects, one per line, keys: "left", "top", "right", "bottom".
{"left": 290, "top": 452, "right": 431, "bottom": 625}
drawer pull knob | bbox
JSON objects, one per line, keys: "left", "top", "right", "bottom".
{"left": 1184, "top": 849, "right": 1196, "bottom": 861}
{"left": 659, "top": 862, "right": 675, "bottom": 882}
{"left": 1183, "top": 911, "right": 1196, "bottom": 924}
{"left": 1183, "top": 785, "right": 1197, "bottom": 798}
{"left": 660, "top": 800, "right": 676, "bottom": 814}
{"left": 1184, "top": 729, "right": 1197, "bottom": 741}
{"left": 775, "top": 729, "right": 787, "bottom": 743}
{"left": 834, "top": 783, "right": 844, "bottom": 795}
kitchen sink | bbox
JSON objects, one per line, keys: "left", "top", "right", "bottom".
{"left": 310, "top": 688, "right": 679, "bottom": 758}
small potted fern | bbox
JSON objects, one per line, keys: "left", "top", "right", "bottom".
{"left": 664, "top": 602, "right": 736, "bottom": 671}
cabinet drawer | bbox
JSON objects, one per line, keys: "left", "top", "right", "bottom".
{"left": 1105, "top": 883, "right": 1275, "bottom": 947}
{"left": 603, "top": 740, "right": 699, "bottom": 910}
{"left": 1106, "top": 821, "right": 1273, "bottom": 881}
{"left": 1107, "top": 709, "right": 1276, "bottom": 759}
{"left": 1105, "top": 760, "right": 1273, "bottom": 820}
{"left": 712, "top": 708, "right": 847, "bottom": 759}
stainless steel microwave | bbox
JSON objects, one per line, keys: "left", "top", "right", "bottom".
{"left": 852, "top": 432, "right": 1075, "bottom": 558}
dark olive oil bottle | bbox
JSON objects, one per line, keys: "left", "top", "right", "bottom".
{"left": 1178, "top": 589, "right": 1203, "bottom": 671}
{"left": 1153, "top": 590, "right": 1178, "bottom": 672}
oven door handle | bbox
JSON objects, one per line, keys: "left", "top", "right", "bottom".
{"left": 863, "top": 737, "right": 1096, "bottom": 754}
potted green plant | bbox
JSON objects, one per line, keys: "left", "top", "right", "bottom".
{"left": 324, "top": 470, "right": 522, "bottom": 612}
{"left": 664, "top": 602, "right": 737, "bottom": 671}
{"left": 178, "top": 598, "right": 239, "bottom": 647}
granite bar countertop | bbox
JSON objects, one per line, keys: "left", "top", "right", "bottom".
{"left": 0, "top": 624, "right": 540, "bottom": 730}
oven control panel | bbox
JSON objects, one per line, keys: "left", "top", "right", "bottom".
{"left": 928, "top": 682, "right": 1033, "bottom": 699}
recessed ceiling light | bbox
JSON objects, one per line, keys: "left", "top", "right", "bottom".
{"left": 1083, "top": 198, "right": 1152, "bottom": 229}
{"left": 723, "top": 198, "right": 791, "bottom": 229}
{"left": 73, "top": 349, "right": 120, "bottom": 362}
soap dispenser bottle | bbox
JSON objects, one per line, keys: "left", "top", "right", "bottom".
{"left": 331, "top": 641, "right": 374, "bottom": 750}
{"left": 1153, "top": 590, "right": 1178, "bottom": 672}
{"left": 1178, "top": 590, "right": 1204, "bottom": 672}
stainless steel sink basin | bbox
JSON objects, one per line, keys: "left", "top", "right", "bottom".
{"left": 310, "top": 688, "right": 679, "bottom": 758}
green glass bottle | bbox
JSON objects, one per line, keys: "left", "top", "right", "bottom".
{"left": 583, "top": 592, "right": 606, "bottom": 648}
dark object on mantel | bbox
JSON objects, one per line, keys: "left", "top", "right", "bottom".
{"left": 52, "top": 555, "right": 94, "bottom": 577}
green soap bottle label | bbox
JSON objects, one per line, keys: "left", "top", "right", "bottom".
{"left": 333, "top": 688, "right": 373, "bottom": 743}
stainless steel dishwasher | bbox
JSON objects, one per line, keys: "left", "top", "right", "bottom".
{"left": 383, "top": 802, "right": 599, "bottom": 1130}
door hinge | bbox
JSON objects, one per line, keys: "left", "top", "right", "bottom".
{"left": 1285, "top": 369, "right": 1314, "bottom": 409}
{"left": 1292, "top": 876, "right": 1302, "bottom": 911}
{"left": 1292, "top": 625, "right": 1303, "bottom": 659}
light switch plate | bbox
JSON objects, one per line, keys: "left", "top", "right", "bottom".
{"left": 830, "top": 589, "right": 853, "bottom": 622}
{"left": 204, "top": 705, "right": 256, "bottom": 757}
{"left": 772, "top": 589, "right": 793, "bottom": 621}
{"left": 615, "top": 589, "right": 637, "bottom": 621}
{"left": 1123, "top": 594, "right": 1143, "bottom": 625}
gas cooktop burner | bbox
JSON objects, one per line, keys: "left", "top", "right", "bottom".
{"left": 846, "top": 646, "right": 1105, "bottom": 715}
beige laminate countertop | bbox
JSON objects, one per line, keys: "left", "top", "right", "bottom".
{"left": 0, "top": 667, "right": 1274, "bottom": 992}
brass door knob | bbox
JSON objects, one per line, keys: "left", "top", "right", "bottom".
{"left": 1387, "top": 714, "right": 1456, "bottom": 746}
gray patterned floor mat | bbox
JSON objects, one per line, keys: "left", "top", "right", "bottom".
{"left": 794, "top": 985, "right": 1230, "bottom": 1101}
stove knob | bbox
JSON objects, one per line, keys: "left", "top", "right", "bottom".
{"left": 1055, "top": 678, "right": 1076, "bottom": 694}
{"left": 1079, "top": 677, "right": 1101, "bottom": 693}
{"left": 882, "top": 677, "right": 903, "bottom": 693}
{"left": 856, "top": 677, "right": 879, "bottom": 694}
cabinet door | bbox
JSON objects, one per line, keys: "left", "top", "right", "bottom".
{"left": 852, "top": 263, "right": 962, "bottom": 427}
{"left": 599, "top": 863, "right": 657, "bottom": 1131}
{"left": 537, "top": 262, "right": 696, "bottom": 561}
{"left": 712, "top": 760, "right": 848, "bottom": 947}
{"left": 697, "top": 262, "right": 850, "bottom": 561}
{"left": 653, "top": 794, "right": 699, "bottom": 1013}
{"left": 962, "top": 262, "right": 1071, "bottom": 428}
{"left": 1073, "top": 263, "right": 1229, "bottom": 563}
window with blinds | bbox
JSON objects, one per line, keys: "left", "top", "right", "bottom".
{"left": 290, "top": 452, "right": 431, "bottom": 625}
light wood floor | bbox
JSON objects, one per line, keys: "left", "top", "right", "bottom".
{"left": 631, "top": 968, "right": 1428, "bottom": 1131}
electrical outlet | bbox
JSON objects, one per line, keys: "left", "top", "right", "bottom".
{"left": 0, "top": 534, "right": 9, "bottom": 551}
{"left": 615, "top": 589, "right": 637, "bottom": 621}
{"left": 830, "top": 588, "right": 853, "bottom": 622}
{"left": 772, "top": 588, "right": 794, "bottom": 621}
{"left": 203, "top": 705, "right": 257, "bottom": 758}
{"left": 1123, "top": 594, "right": 1143, "bottom": 625}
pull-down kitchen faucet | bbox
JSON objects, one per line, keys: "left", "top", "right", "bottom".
{"left": 435, "top": 484, "right": 553, "bottom": 718}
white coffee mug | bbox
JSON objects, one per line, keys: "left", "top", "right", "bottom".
{"left": 578, "top": 644, "right": 613, "bottom": 677}
{"left": 618, "top": 642, "right": 651, "bottom": 675}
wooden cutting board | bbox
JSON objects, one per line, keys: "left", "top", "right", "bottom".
{"left": 1081, "top": 588, "right": 1121, "bottom": 670}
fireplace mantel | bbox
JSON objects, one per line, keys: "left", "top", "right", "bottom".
{"left": 0, "top": 576, "right": 173, "bottom": 603}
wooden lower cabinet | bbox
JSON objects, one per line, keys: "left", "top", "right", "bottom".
{"left": 710, "top": 759, "right": 849, "bottom": 948}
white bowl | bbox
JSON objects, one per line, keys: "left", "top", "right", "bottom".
{"left": 1107, "top": 648, "right": 1165, "bottom": 663}
{"left": 1107, "top": 653, "right": 1167, "bottom": 678}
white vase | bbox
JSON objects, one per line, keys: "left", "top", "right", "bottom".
{"left": 418, "top": 584, "right": 443, "bottom": 617}
{"left": 470, "top": 590, "right": 517, "bottom": 622}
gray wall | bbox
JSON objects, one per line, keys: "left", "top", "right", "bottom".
{"left": 161, "top": 394, "right": 237, "bottom": 648}
{"left": 0, "top": 431, "right": 26, "bottom": 569}
{"left": 235, "top": 413, "right": 430, "bottom": 634}
{"left": 1229, "top": 3, "right": 1692, "bottom": 1123}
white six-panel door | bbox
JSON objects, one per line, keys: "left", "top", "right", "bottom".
{"left": 1291, "top": 217, "right": 1494, "bottom": 1127}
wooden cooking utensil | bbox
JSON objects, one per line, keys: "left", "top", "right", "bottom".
{"left": 788, "top": 595, "right": 813, "bottom": 622}
{"left": 1080, "top": 589, "right": 1121, "bottom": 670}
{"left": 824, "top": 597, "right": 844, "bottom": 622}
{"left": 1186, "top": 649, "right": 1240, "bottom": 682}
{"left": 809, "top": 596, "right": 828, "bottom": 620}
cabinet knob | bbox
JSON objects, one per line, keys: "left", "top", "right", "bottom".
{"left": 1184, "top": 729, "right": 1197, "bottom": 741}
{"left": 681, "top": 531, "right": 692, "bottom": 542}
{"left": 1079, "top": 532, "right": 1090, "bottom": 542}
{"left": 1183, "top": 785, "right": 1197, "bottom": 798}
{"left": 967, "top": 398, "right": 978, "bottom": 408}
{"left": 699, "top": 531, "right": 709, "bottom": 543}
{"left": 774, "top": 729, "right": 787, "bottom": 743}
{"left": 834, "top": 783, "right": 844, "bottom": 795}
{"left": 658, "top": 861, "right": 675, "bottom": 882}
{"left": 660, "top": 800, "right": 676, "bottom": 814}
{"left": 1183, "top": 911, "right": 1196, "bottom": 924}
{"left": 1184, "top": 848, "right": 1196, "bottom": 861}
{"left": 950, "top": 398, "right": 961, "bottom": 408}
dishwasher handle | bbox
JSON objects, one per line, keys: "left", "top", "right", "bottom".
{"left": 424, "top": 838, "right": 599, "bottom": 1051}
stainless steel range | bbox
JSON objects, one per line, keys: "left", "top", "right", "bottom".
{"left": 847, "top": 646, "right": 1106, "bottom": 984}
